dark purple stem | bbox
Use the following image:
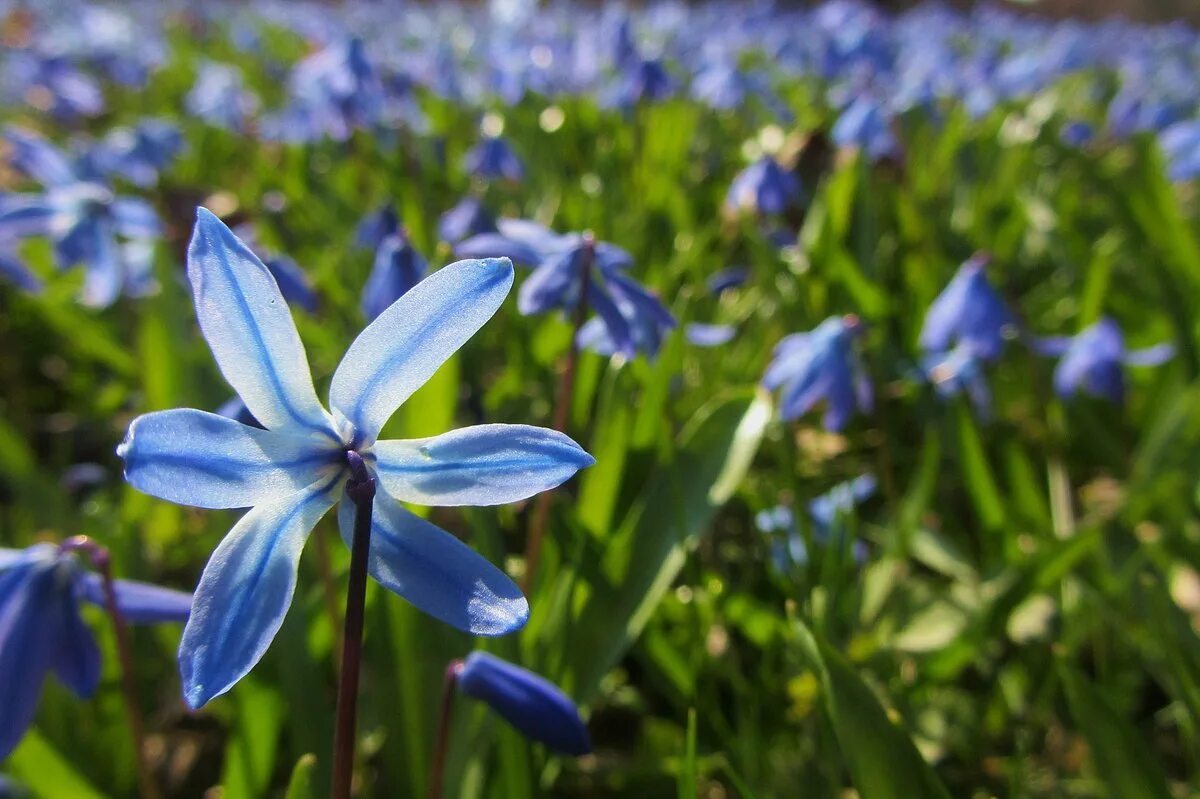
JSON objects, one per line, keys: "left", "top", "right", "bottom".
{"left": 331, "top": 452, "right": 375, "bottom": 799}
{"left": 522, "top": 234, "right": 595, "bottom": 593}
{"left": 61, "top": 536, "right": 160, "bottom": 799}
{"left": 426, "top": 660, "right": 464, "bottom": 799}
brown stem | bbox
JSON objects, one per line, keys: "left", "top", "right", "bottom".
{"left": 62, "top": 536, "right": 160, "bottom": 799}
{"left": 522, "top": 235, "right": 595, "bottom": 593}
{"left": 425, "top": 660, "right": 463, "bottom": 799}
{"left": 331, "top": 452, "right": 375, "bottom": 799}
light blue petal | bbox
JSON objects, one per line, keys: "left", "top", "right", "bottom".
{"left": 119, "top": 409, "right": 341, "bottom": 510}
{"left": 3, "top": 129, "right": 77, "bottom": 187}
{"left": 76, "top": 573, "right": 192, "bottom": 624}
{"left": 0, "top": 194, "right": 58, "bottom": 238}
{"left": 372, "top": 424, "right": 594, "bottom": 506}
{"left": 517, "top": 252, "right": 576, "bottom": 315}
{"left": 1124, "top": 342, "right": 1175, "bottom": 367}
{"left": 179, "top": 477, "right": 340, "bottom": 708}
{"left": 187, "top": 208, "right": 336, "bottom": 437}
{"left": 454, "top": 233, "right": 542, "bottom": 265}
{"left": 329, "top": 257, "right": 513, "bottom": 445}
{"left": 338, "top": 496, "right": 527, "bottom": 636}
{"left": 111, "top": 198, "right": 162, "bottom": 239}
{"left": 80, "top": 219, "right": 122, "bottom": 308}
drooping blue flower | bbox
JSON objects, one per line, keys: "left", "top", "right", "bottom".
{"left": 362, "top": 231, "right": 428, "bottom": 321}
{"left": 455, "top": 652, "right": 591, "bottom": 756}
{"left": 438, "top": 196, "right": 497, "bottom": 245}
{"left": 763, "top": 316, "right": 871, "bottom": 430}
{"left": 919, "top": 254, "right": 1015, "bottom": 361}
{"left": 756, "top": 474, "right": 876, "bottom": 570}
{"left": 920, "top": 345, "right": 992, "bottom": 418}
{"left": 456, "top": 219, "right": 674, "bottom": 359}
{"left": 186, "top": 62, "right": 259, "bottom": 131}
{"left": 264, "top": 37, "right": 387, "bottom": 142}
{"left": 831, "top": 94, "right": 899, "bottom": 161}
{"left": 85, "top": 120, "right": 183, "bottom": 188}
{"left": 725, "top": 157, "right": 801, "bottom": 216}
{"left": 465, "top": 136, "right": 524, "bottom": 183}
{"left": 0, "top": 543, "right": 191, "bottom": 760}
{"left": 609, "top": 57, "right": 676, "bottom": 108}
{"left": 355, "top": 204, "right": 400, "bottom": 251}
{"left": 1033, "top": 317, "right": 1174, "bottom": 403}
{"left": 119, "top": 209, "right": 594, "bottom": 708}
{"left": 0, "top": 128, "right": 162, "bottom": 307}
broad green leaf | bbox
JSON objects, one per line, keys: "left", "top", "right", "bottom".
{"left": 794, "top": 620, "right": 953, "bottom": 799}
{"left": 219, "top": 678, "right": 285, "bottom": 799}
{"left": 7, "top": 731, "right": 109, "bottom": 799}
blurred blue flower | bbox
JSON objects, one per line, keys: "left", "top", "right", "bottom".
{"left": 355, "top": 204, "right": 400, "bottom": 251}
{"left": 610, "top": 57, "right": 675, "bottom": 107}
{"left": 4, "top": 51, "right": 104, "bottom": 120}
{"left": 763, "top": 316, "right": 871, "bottom": 430}
{"left": 919, "top": 254, "right": 1015, "bottom": 361}
{"left": 266, "top": 37, "right": 387, "bottom": 141}
{"left": 706, "top": 267, "right": 749, "bottom": 295}
{"left": 832, "top": 94, "right": 899, "bottom": 161}
{"left": 725, "top": 157, "right": 801, "bottom": 216}
{"left": 362, "top": 231, "right": 428, "bottom": 321}
{"left": 1033, "top": 317, "right": 1174, "bottom": 403}
{"left": 1059, "top": 120, "right": 1095, "bottom": 148}
{"left": 232, "top": 225, "right": 319, "bottom": 314}
{"left": 1159, "top": 121, "right": 1200, "bottom": 183}
{"left": 86, "top": 120, "right": 183, "bottom": 188}
{"left": 119, "top": 209, "right": 593, "bottom": 708}
{"left": 439, "top": 196, "right": 497, "bottom": 244}
{"left": 756, "top": 474, "right": 876, "bottom": 570}
{"left": 0, "top": 543, "right": 191, "bottom": 760}
{"left": 920, "top": 345, "right": 992, "bottom": 418}
{"left": 457, "top": 219, "right": 674, "bottom": 359}
{"left": 0, "top": 128, "right": 162, "bottom": 307}
{"left": 685, "top": 323, "right": 736, "bottom": 347}
{"left": 465, "top": 135, "right": 524, "bottom": 182}
{"left": 187, "top": 62, "right": 259, "bottom": 131}
{"left": 455, "top": 651, "right": 591, "bottom": 756}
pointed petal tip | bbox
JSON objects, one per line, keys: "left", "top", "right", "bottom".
{"left": 470, "top": 591, "right": 529, "bottom": 637}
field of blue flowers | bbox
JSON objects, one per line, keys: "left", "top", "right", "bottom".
{"left": 2, "top": 1, "right": 1200, "bottom": 797}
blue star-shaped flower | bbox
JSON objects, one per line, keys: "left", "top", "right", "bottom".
{"left": 118, "top": 209, "right": 594, "bottom": 709}
{"left": 724, "top": 157, "right": 801, "bottom": 216}
{"left": 0, "top": 543, "right": 191, "bottom": 759}
{"left": 763, "top": 315, "right": 871, "bottom": 430}
{"left": 1033, "top": 317, "right": 1174, "bottom": 403}
{"left": 464, "top": 135, "right": 524, "bottom": 183}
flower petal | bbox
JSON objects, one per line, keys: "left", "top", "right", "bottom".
{"left": 330, "top": 257, "right": 513, "bottom": 444}
{"left": 373, "top": 424, "right": 593, "bottom": 506}
{"left": 4, "top": 129, "right": 77, "bottom": 187}
{"left": 51, "top": 592, "right": 100, "bottom": 698}
{"left": 76, "top": 573, "right": 193, "bottom": 624}
{"left": 1124, "top": 342, "right": 1175, "bottom": 367}
{"left": 119, "top": 408, "right": 341, "bottom": 510}
{"left": 179, "top": 477, "right": 339, "bottom": 708}
{"left": 187, "top": 208, "right": 335, "bottom": 437}
{"left": 0, "top": 564, "right": 58, "bottom": 760}
{"left": 111, "top": 198, "right": 162, "bottom": 239}
{"left": 80, "top": 218, "right": 122, "bottom": 308}
{"left": 338, "top": 497, "right": 527, "bottom": 636}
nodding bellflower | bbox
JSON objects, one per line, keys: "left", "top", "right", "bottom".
{"left": 438, "top": 196, "right": 497, "bottom": 245}
{"left": 362, "top": 230, "right": 428, "bottom": 321}
{"left": 118, "top": 209, "right": 594, "bottom": 709}
{"left": 724, "top": 157, "right": 801, "bottom": 216}
{"left": 1033, "top": 317, "right": 1174, "bottom": 403}
{"left": 0, "top": 543, "right": 192, "bottom": 760}
{"left": 465, "top": 135, "right": 525, "bottom": 183}
{"left": 919, "top": 254, "right": 1016, "bottom": 361}
{"left": 0, "top": 128, "right": 161, "bottom": 307}
{"left": 763, "top": 316, "right": 871, "bottom": 431}
{"left": 455, "top": 651, "right": 591, "bottom": 756}
{"left": 456, "top": 218, "right": 674, "bottom": 359}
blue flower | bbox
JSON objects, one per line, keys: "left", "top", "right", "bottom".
{"left": 86, "top": 120, "right": 183, "bottom": 188}
{"left": 118, "top": 210, "right": 594, "bottom": 708}
{"left": 763, "top": 316, "right": 871, "bottom": 430}
{"left": 0, "top": 128, "right": 161, "bottom": 307}
{"left": 706, "top": 267, "right": 749, "bottom": 295}
{"left": 725, "top": 157, "right": 801, "bottom": 216}
{"left": 457, "top": 220, "right": 674, "bottom": 359}
{"left": 684, "top": 323, "right": 736, "bottom": 347}
{"left": 4, "top": 52, "right": 104, "bottom": 120}
{"left": 920, "top": 345, "right": 992, "bottom": 418}
{"left": 355, "top": 204, "right": 400, "bottom": 251}
{"left": 919, "top": 254, "right": 1015, "bottom": 361}
{"left": 1159, "top": 121, "right": 1200, "bottom": 183}
{"left": 0, "top": 543, "right": 191, "bottom": 760}
{"left": 831, "top": 94, "right": 899, "bottom": 161}
{"left": 231, "top": 225, "right": 319, "bottom": 315}
{"left": 438, "top": 196, "right": 497, "bottom": 245}
{"left": 465, "top": 136, "right": 524, "bottom": 183}
{"left": 756, "top": 474, "right": 875, "bottom": 570}
{"left": 265, "top": 38, "right": 387, "bottom": 142}
{"left": 187, "top": 62, "right": 259, "bottom": 131}
{"left": 456, "top": 652, "right": 591, "bottom": 755}
{"left": 362, "top": 231, "right": 428, "bottom": 321}
{"left": 1033, "top": 317, "right": 1174, "bottom": 403}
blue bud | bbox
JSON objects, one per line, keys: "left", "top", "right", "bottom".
{"left": 457, "top": 652, "right": 591, "bottom": 756}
